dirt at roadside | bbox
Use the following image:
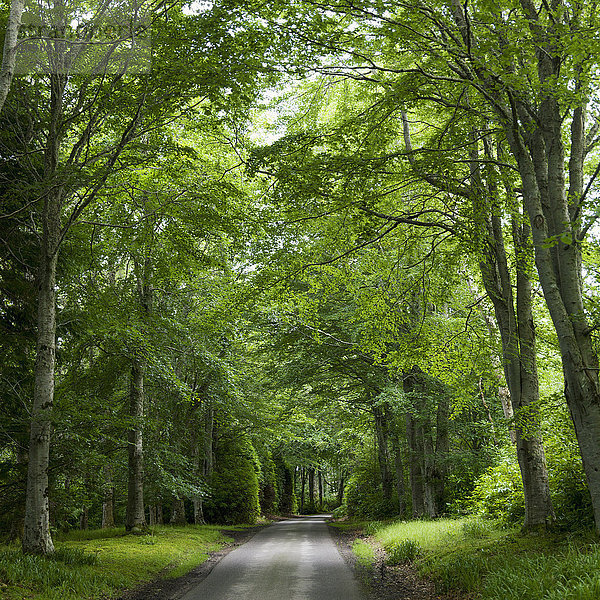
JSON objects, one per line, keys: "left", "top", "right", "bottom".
{"left": 115, "top": 525, "right": 266, "bottom": 600}
{"left": 327, "top": 523, "right": 464, "bottom": 600}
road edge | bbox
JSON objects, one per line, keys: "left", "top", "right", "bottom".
{"left": 116, "top": 525, "right": 268, "bottom": 600}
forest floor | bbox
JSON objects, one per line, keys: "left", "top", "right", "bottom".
{"left": 328, "top": 523, "right": 457, "bottom": 600}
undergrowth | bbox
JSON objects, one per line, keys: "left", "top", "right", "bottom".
{"left": 364, "top": 517, "right": 600, "bottom": 599}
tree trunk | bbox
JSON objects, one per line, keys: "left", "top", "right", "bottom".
{"left": 300, "top": 468, "right": 306, "bottom": 512}
{"left": 500, "top": 97, "right": 600, "bottom": 528}
{"left": 373, "top": 404, "right": 393, "bottom": 503}
{"left": 80, "top": 506, "right": 89, "bottom": 530}
{"left": 102, "top": 465, "right": 115, "bottom": 528}
{"left": 337, "top": 473, "right": 345, "bottom": 506}
{"left": 22, "top": 246, "right": 57, "bottom": 554}
{"left": 195, "top": 400, "right": 214, "bottom": 523}
{"left": 512, "top": 217, "right": 554, "bottom": 528}
{"left": 431, "top": 393, "right": 450, "bottom": 516}
{"left": 498, "top": 387, "right": 517, "bottom": 444}
{"left": 472, "top": 156, "right": 555, "bottom": 528}
{"left": 126, "top": 258, "right": 153, "bottom": 533}
{"left": 404, "top": 407, "right": 424, "bottom": 517}
{"left": 22, "top": 73, "right": 66, "bottom": 554}
{"left": 203, "top": 402, "right": 214, "bottom": 480}
{"left": 308, "top": 467, "right": 315, "bottom": 508}
{"left": 192, "top": 429, "right": 204, "bottom": 524}
{"left": 170, "top": 497, "right": 187, "bottom": 525}
{"left": 189, "top": 390, "right": 206, "bottom": 525}
{"left": 390, "top": 427, "right": 406, "bottom": 516}
{"left": 0, "top": 0, "right": 24, "bottom": 112}
{"left": 318, "top": 471, "right": 323, "bottom": 509}
{"left": 126, "top": 358, "right": 146, "bottom": 532}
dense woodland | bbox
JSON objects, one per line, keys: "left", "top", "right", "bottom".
{"left": 1, "top": 0, "right": 600, "bottom": 561}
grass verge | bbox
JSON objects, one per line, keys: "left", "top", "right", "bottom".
{"left": 352, "top": 538, "right": 376, "bottom": 568}
{"left": 363, "top": 516, "right": 600, "bottom": 599}
{"left": 0, "top": 524, "right": 243, "bottom": 600}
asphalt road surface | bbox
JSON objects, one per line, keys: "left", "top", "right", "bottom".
{"left": 180, "top": 516, "right": 365, "bottom": 600}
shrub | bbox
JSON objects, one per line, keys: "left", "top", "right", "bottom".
{"left": 258, "top": 452, "right": 278, "bottom": 515}
{"left": 203, "top": 429, "right": 260, "bottom": 525}
{"left": 469, "top": 454, "right": 524, "bottom": 525}
{"left": 543, "top": 399, "right": 595, "bottom": 531}
{"left": 274, "top": 457, "right": 297, "bottom": 515}
{"left": 331, "top": 504, "right": 347, "bottom": 519}
{"left": 345, "top": 454, "right": 398, "bottom": 519}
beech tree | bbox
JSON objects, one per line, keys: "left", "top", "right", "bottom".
{"left": 4, "top": 0, "right": 275, "bottom": 552}
{"left": 314, "top": 0, "right": 600, "bottom": 530}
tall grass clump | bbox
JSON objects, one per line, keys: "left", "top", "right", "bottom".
{"left": 481, "top": 545, "right": 600, "bottom": 600}
{"left": 461, "top": 518, "right": 498, "bottom": 539}
{"left": 428, "top": 552, "right": 490, "bottom": 593}
{"left": 0, "top": 548, "right": 101, "bottom": 597}
{"left": 375, "top": 518, "right": 467, "bottom": 553}
{"left": 386, "top": 538, "right": 422, "bottom": 564}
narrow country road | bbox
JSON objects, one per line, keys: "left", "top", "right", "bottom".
{"left": 180, "top": 516, "right": 365, "bottom": 600}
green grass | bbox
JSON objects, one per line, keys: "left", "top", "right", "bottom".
{"left": 0, "top": 524, "right": 241, "bottom": 600}
{"left": 364, "top": 517, "right": 600, "bottom": 599}
{"left": 352, "top": 539, "right": 376, "bottom": 568}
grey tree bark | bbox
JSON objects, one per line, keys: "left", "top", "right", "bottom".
{"left": 389, "top": 425, "right": 407, "bottom": 516}
{"left": 0, "top": 0, "right": 24, "bottom": 112}
{"left": 403, "top": 367, "right": 449, "bottom": 517}
{"left": 22, "top": 72, "right": 67, "bottom": 555}
{"left": 18, "top": 47, "right": 146, "bottom": 549}
{"left": 126, "top": 358, "right": 146, "bottom": 531}
{"left": 445, "top": 0, "right": 600, "bottom": 531}
{"left": 403, "top": 370, "right": 425, "bottom": 517}
{"left": 125, "top": 256, "right": 153, "bottom": 532}
{"left": 373, "top": 403, "right": 394, "bottom": 503}
{"left": 473, "top": 186, "right": 554, "bottom": 528}
{"left": 308, "top": 467, "right": 315, "bottom": 507}
{"left": 399, "top": 110, "right": 554, "bottom": 527}
{"left": 101, "top": 465, "right": 115, "bottom": 528}
{"left": 170, "top": 497, "right": 187, "bottom": 525}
